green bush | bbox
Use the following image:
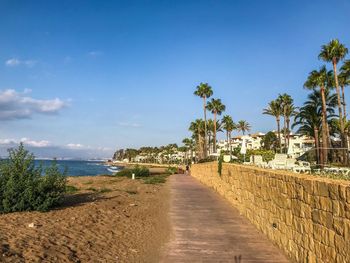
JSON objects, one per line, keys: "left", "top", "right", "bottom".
{"left": 166, "top": 166, "right": 177, "bottom": 175}
{"left": 65, "top": 185, "right": 79, "bottom": 194}
{"left": 132, "top": 165, "right": 150, "bottom": 177}
{"left": 232, "top": 148, "right": 275, "bottom": 163}
{"left": 115, "top": 169, "right": 133, "bottom": 177}
{"left": 197, "top": 156, "right": 217, "bottom": 163}
{"left": 0, "top": 144, "right": 67, "bottom": 213}
{"left": 143, "top": 175, "right": 168, "bottom": 184}
{"left": 115, "top": 166, "right": 150, "bottom": 178}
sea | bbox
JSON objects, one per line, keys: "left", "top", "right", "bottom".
{"left": 34, "top": 160, "right": 122, "bottom": 176}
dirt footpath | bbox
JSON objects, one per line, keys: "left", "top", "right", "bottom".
{"left": 0, "top": 176, "right": 170, "bottom": 263}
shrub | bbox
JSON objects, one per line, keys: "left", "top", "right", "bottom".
{"left": 115, "top": 166, "right": 149, "bottom": 178}
{"left": 115, "top": 169, "right": 132, "bottom": 177}
{"left": 132, "top": 165, "right": 150, "bottom": 177}
{"left": 0, "top": 144, "right": 67, "bottom": 213}
{"left": 197, "top": 156, "right": 217, "bottom": 163}
{"left": 232, "top": 148, "right": 275, "bottom": 163}
{"left": 166, "top": 166, "right": 177, "bottom": 175}
{"left": 143, "top": 175, "right": 168, "bottom": 184}
{"left": 65, "top": 185, "right": 79, "bottom": 194}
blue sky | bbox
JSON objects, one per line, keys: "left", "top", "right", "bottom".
{"left": 0, "top": 0, "right": 349, "bottom": 158}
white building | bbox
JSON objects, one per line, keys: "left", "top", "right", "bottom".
{"left": 217, "top": 132, "right": 315, "bottom": 158}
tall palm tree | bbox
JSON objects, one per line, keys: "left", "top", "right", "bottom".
{"left": 278, "top": 93, "right": 293, "bottom": 151}
{"left": 263, "top": 100, "right": 282, "bottom": 152}
{"left": 222, "top": 115, "right": 236, "bottom": 158}
{"left": 189, "top": 119, "right": 205, "bottom": 160}
{"left": 304, "top": 66, "right": 334, "bottom": 164}
{"left": 319, "top": 39, "right": 349, "bottom": 164}
{"left": 236, "top": 120, "right": 251, "bottom": 135}
{"left": 206, "top": 98, "right": 226, "bottom": 153}
{"left": 194, "top": 83, "right": 213, "bottom": 158}
{"left": 340, "top": 60, "right": 350, "bottom": 119}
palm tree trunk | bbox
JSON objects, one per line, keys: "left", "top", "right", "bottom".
{"left": 320, "top": 86, "right": 328, "bottom": 166}
{"left": 276, "top": 118, "right": 282, "bottom": 153}
{"left": 229, "top": 131, "right": 232, "bottom": 160}
{"left": 314, "top": 127, "right": 321, "bottom": 165}
{"left": 213, "top": 112, "right": 217, "bottom": 153}
{"left": 333, "top": 61, "right": 348, "bottom": 165}
{"left": 283, "top": 110, "right": 287, "bottom": 153}
{"left": 226, "top": 131, "right": 229, "bottom": 151}
{"left": 197, "top": 129, "right": 202, "bottom": 160}
{"left": 208, "top": 134, "right": 212, "bottom": 154}
{"left": 286, "top": 118, "right": 291, "bottom": 148}
{"left": 203, "top": 97, "right": 207, "bottom": 158}
{"left": 342, "top": 85, "right": 347, "bottom": 121}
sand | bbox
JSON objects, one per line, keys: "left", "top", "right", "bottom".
{"left": 0, "top": 176, "right": 170, "bottom": 262}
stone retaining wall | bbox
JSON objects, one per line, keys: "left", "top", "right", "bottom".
{"left": 191, "top": 162, "right": 350, "bottom": 262}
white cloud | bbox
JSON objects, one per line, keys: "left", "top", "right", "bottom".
{"left": 118, "top": 122, "right": 141, "bottom": 128}
{"left": 5, "top": 58, "right": 37, "bottom": 67}
{"left": 20, "top": 138, "right": 51, "bottom": 147}
{"left": 87, "top": 51, "right": 103, "bottom": 57}
{"left": 5, "top": 58, "right": 20, "bottom": 66}
{"left": 66, "top": 143, "right": 84, "bottom": 149}
{"left": 0, "top": 89, "right": 67, "bottom": 120}
{"left": 0, "top": 138, "right": 50, "bottom": 148}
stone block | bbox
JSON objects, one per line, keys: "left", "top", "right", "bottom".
{"left": 313, "top": 181, "right": 329, "bottom": 197}
{"left": 318, "top": 196, "right": 333, "bottom": 212}
{"left": 311, "top": 210, "right": 333, "bottom": 228}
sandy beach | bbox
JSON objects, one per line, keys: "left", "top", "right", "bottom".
{"left": 0, "top": 176, "right": 170, "bottom": 262}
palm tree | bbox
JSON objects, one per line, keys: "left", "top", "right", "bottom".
{"left": 263, "top": 100, "right": 282, "bottom": 152}
{"left": 194, "top": 83, "right": 213, "bottom": 158}
{"left": 236, "top": 120, "right": 251, "bottom": 135}
{"left": 293, "top": 90, "right": 337, "bottom": 164}
{"left": 222, "top": 115, "right": 236, "bottom": 158}
{"left": 206, "top": 98, "right": 226, "bottom": 153}
{"left": 319, "top": 39, "right": 349, "bottom": 164}
{"left": 189, "top": 119, "right": 205, "bottom": 160}
{"left": 182, "top": 138, "right": 195, "bottom": 164}
{"left": 340, "top": 60, "right": 350, "bottom": 119}
{"left": 207, "top": 119, "right": 223, "bottom": 154}
{"left": 285, "top": 102, "right": 297, "bottom": 145}
{"left": 278, "top": 93, "right": 293, "bottom": 151}
{"left": 304, "top": 66, "right": 334, "bottom": 164}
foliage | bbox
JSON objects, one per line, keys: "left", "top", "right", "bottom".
{"left": 194, "top": 83, "right": 213, "bottom": 99}
{"left": 143, "top": 174, "right": 169, "bottom": 184}
{"left": 166, "top": 166, "right": 177, "bottom": 175}
{"left": 115, "top": 166, "right": 150, "bottom": 178}
{"left": 115, "top": 169, "right": 133, "bottom": 177}
{"left": 0, "top": 144, "right": 67, "bottom": 213}
{"left": 132, "top": 165, "right": 150, "bottom": 177}
{"left": 197, "top": 156, "right": 217, "bottom": 163}
{"left": 261, "top": 131, "right": 278, "bottom": 150}
{"left": 65, "top": 185, "right": 79, "bottom": 193}
{"left": 206, "top": 98, "right": 226, "bottom": 115}
{"left": 232, "top": 148, "right": 275, "bottom": 163}
{"left": 236, "top": 120, "right": 251, "bottom": 135}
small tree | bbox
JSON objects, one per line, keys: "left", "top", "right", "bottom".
{"left": 0, "top": 144, "right": 67, "bottom": 213}
{"left": 262, "top": 131, "right": 278, "bottom": 151}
